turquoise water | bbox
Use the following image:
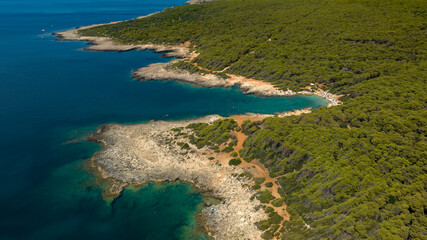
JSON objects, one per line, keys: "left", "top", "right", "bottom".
{"left": 0, "top": 0, "right": 328, "bottom": 239}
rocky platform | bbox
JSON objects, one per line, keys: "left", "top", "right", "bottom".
{"left": 87, "top": 115, "right": 267, "bottom": 240}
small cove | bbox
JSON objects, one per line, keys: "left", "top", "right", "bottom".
{"left": 0, "top": 0, "right": 329, "bottom": 239}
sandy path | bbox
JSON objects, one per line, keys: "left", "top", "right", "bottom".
{"left": 209, "top": 117, "right": 290, "bottom": 238}
{"left": 232, "top": 131, "right": 290, "bottom": 220}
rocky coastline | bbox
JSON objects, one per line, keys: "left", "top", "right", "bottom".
{"left": 86, "top": 115, "right": 267, "bottom": 240}
{"left": 132, "top": 60, "right": 231, "bottom": 88}
{"left": 54, "top": 13, "right": 191, "bottom": 58}
{"left": 132, "top": 60, "right": 342, "bottom": 106}
{"left": 54, "top": 10, "right": 341, "bottom": 106}
{"left": 55, "top": 22, "right": 341, "bottom": 105}
{"left": 55, "top": 1, "right": 343, "bottom": 238}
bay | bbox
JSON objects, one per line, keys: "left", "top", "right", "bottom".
{"left": 0, "top": 0, "right": 328, "bottom": 239}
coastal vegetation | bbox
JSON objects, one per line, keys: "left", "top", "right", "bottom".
{"left": 185, "top": 119, "right": 237, "bottom": 149}
{"left": 172, "top": 61, "right": 230, "bottom": 79}
{"left": 221, "top": 146, "right": 234, "bottom": 153}
{"left": 241, "top": 120, "right": 262, "bottom": 135}
{"left": 271, "top": 198, "right": 285, "bottom": 208}
{"left": 228, "top": 158, "right": 242, "bottom": 166}
{"left": 79, "top": 0, "right": 425, "bottom": 91}
{"left": 240, "top": 72, "right": 426, "bottom": 239}
{"left": 78, "top": 0, "right": 426, "bottom": 239}
{"left": 254, "top": 177, "right": 266, "bottom": 185}
{"left": 257, "top": 211, "right": 284, "bottom": 239}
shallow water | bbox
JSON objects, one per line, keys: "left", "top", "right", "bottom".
{"left": 0, "top": 0, "right": 328, "bottom": 239}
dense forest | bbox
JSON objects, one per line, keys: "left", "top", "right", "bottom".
{"left": 79, "top": 0, "right": 426, "bottom": 239}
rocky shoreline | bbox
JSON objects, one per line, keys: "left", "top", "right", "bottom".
{"left": 54, "top": 10, "right": 341, "bottom": 107}
{"left": 54, "top": 13, "right": 191, "bottom": 58}
{"left": 55, "top": 1, "right": 342, "bottom": 238}
{"left": 55, "top": 22, "right": 341, "bottom": 104}
{"left": 87, "top": 115, "right": 267, "bottom": 240}
{"left": 54, "top": 0, "right": 216, "bottom": 56}
{"left": 132, "top": 60, "right": 231, "bottom": 88}
{"left": 132, "top": 60, "right": 342, "bottom": 106}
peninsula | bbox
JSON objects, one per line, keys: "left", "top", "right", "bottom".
{"left": 87, "top": 115, "right": 267, "bottom": 239}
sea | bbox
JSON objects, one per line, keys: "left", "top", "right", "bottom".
{"left": 0, "top": 0, "right": 329, "bottom": 239}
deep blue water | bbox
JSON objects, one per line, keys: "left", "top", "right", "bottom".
{"left": 0, "top": 0, "right": 328, "bottom": 239}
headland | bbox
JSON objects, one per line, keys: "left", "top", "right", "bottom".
{"left": 86, "top": 115, "right": 268, "bottom": 239}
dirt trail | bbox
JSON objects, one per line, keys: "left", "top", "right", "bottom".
{"left": 189, "top": 60, "right": 280, "bottom": 88}
{"left": 231, "top": 130, "right": 289, "bottom": 220}
{"left": 210, "top": 116, "right": 290, "bottom": 238}
{"left": 185, "top": 54, "right": 343, "bottom": 104}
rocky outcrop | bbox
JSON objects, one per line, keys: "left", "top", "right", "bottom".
{"left": 88, "top": 116, "right": 267, "bottom": 240}
{"left": 132, "top": 60, "right": 342, "bottom": 105}
{"left": 132, "top": 60, "right": 300, "bottom": 96}
{"left": 132, "top": 60, "right": 231, "bottom": 88}
{"left": 54, "top": 16, "right": 190, "bottom": 58}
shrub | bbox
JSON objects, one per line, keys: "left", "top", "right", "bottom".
{"left": 265, "top": 206, "right": 274, "bottom": 213}
{"left": 255, "top": 220, "right": 270, "bottom": 231}
{"left": 254, "top": 177, "right": 266, "bottom": 185}
{"left": 241, "top": 120, "right": 262, "bottom": 135}
{"left": 262, "top": 231, "right": 274, "bottom": 240}
{"left": 221, "top": 146, "right": 234, "bottom": 153}
{"left": 265, "top": 182, "right": 273, "bottom": 188}
{"left": 257, "top": 190, "right": 275, "bottom": 203}
{"left": 229, "top": 158, "right": 242, "bottom": 166}
{"left": 185, "top": 119, "right": 238, "bottom": 148}
{"left": 239, "top": 171, "right": 253, "bottom": 179}
{"left": 268, "top": 212, "right": 283, "bottom": 224}
{"left": 271, "top": 198, "right": 285, "bottom": 207}
{"left": 177, "top": 142, "right": 190, "bottom": 150}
